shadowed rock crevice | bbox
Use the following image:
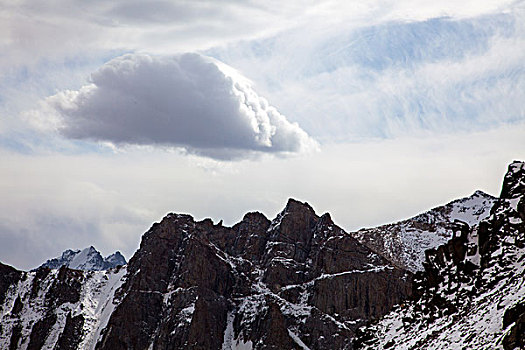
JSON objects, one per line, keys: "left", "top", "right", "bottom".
{"left": 0, "top": 263, "right": 22, "bottom": 305}
{"left": 27, "top": 313, "right": 57, "bottom": 350}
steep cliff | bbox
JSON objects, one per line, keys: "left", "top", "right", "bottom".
{"left": 97, "top": 199, "right": 411, "bottom": 349}
{"left": 2, "top": 161, "right": 522, "bottom": 349}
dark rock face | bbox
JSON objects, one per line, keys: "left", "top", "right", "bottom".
{"left": 10, "top": 296, "right": 23, "bottom": 316}
{"left": 478, "top": 161, "right": 525, "bottom": 269}
{"left": 503, "top": 304, "right": 525, "bottom": 350}
{"left": 46, "top": 266, "right": 83, "bottom": 308}
{"left": 0, "top": 261, "right": 122, "bottom": 350}
{"left": 2, "top": 163, "right": 522, "bottom": 349}
{"left": 0, "top": 262, "right": 22, "bottom": 305}
{"left": 501, "top": 161, "right": 525, "bottom": 199}
{"left": 55, "top": 312, "right": 85, "bottom": 350}
{"left": 97, "top": 199, "right": 412, "bottom": 350}
{"left": 27, "top": 313, "right": 57, "bottom": 350}
{"left": 8, "top": 163, "right": 525, "bottom": 350}
{"left": 504, "top": 301, "right": 525, "bottom": 329}
{"left": 9, "top": 324, "right": 22, "bottom": 350}
{"left": 354, "top": 161, "right": 525, "bottom": 350}
{"left": 30, "top": 267, "right": 51, "bottom": 298}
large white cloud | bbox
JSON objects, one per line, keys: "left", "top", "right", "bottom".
{"left": 46, "top": 53, "right": 317, "bottom": 159}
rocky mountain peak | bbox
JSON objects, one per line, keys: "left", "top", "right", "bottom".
{"left": 104, "top": 251, "right": 126, "bottom": 267}
{"left": 38, "top": 246, "right": 127, "bottom": 271}
{"left": 501, "top": 160, "right": 525, "bottom": 199}
{"left": 472, "top": 189, "right": 492, "bottom": 198}
{"left": 2, "top": 163, "right": 522, "bottom": 350}
{"left": 91, "top": 198, "right": 411, "bottom": 349}
{"left": 240, "top": 211, "right": 270, "bottom": 225}
{"left": 283, "top": 198, "right": 315, "bottom": 214}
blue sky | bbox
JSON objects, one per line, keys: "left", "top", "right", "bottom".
{"left": 0, "top": 0, "right": 524, "bottom": 269}
{"left": 207, "top": 10, "right": 524, "bottom": 140}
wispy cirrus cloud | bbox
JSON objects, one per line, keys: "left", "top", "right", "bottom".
{"left": 209, "top": 9, "right": 525, "bottom": 141}
{"left": 0, "top": 0, "right": 516, "bottom": 68}
{"left": 2, "top": 1, "right": 521, "bottom": 147}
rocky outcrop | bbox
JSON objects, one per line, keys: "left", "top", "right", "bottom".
{"left": 0, "top": 262, "right": 22, "bottom": 306}
{"left": 0, "top": 198, "right": 412, "bottom": 350}
{"left": 9, "top": 324, "right": 22, "bottom": 350}
{"left": 55, "top": 312, "right": 85, "bottom": 350}
{"left": 27, "top": 313, "right": 57, "bottom": 350}
{"left": 97, "top": 198, "right": 412, "bottom": 349}
{"left": 503, "top": 301, "right": 525, "bottom": 350}
{"left": 354, "top": 161, "right": 525, "bottom": 350}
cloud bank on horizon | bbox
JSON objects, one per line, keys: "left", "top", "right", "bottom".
{"left": 44, "top": 53, "right": 317, "bottom": 159}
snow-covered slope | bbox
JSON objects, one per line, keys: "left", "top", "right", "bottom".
{"left": 355, "top": 161, "right": 525, "bottom": 350}
{"left": 38, "top": 246, "right": 126, "bottom": 271}
{"left": 351, "top": 190, "right": 496, "bottom": 272}
{"left": 0, "top": 266, "right": 126, "bottom": 350}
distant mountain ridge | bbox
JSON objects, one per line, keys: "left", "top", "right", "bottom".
{"left": 351, "top": 190, "right": 496, "bottom": 272}
{"left": 38, "top": 246, "right": 126, "bottom": 271}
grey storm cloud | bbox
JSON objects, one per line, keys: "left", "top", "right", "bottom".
{"left": 48, "top": 53, "right": 318, "bottom": 159}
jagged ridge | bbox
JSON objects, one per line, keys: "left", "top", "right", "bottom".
{"left": 38, "top": 246, "right": 126, "bottom": 271}
{"left": 96, "top": 198, "right": 411, "bottom": 349}
{"left": 0, "top": 199, "right": 412, "bottom": 350}
{"left": 351, "top": 190, "right": 496, "bottom": 272}
{"left": 355, "top": 161, "right": 525, "bottom": 350}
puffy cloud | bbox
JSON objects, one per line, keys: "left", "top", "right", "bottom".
{"left": 46, "top": 53, "right": 317, "bottom": 159}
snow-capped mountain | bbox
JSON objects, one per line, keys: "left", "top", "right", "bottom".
{"left": 355, "top": 161, "right": 525, "bottom": 350}
{"left": 38, "top": 246, "right": 126, "bottom": 271}
{"left": 351, "top": 190, "right": 496, "bottom": 272}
